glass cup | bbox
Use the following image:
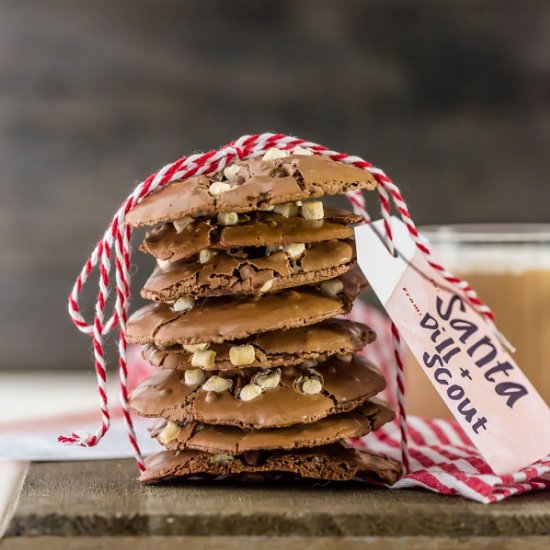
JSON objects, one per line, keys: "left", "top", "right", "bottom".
{"left": 404, "top": 224, "right": 550, "bottom": 418}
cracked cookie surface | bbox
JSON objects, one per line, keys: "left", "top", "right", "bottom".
{"left": 126, "top": 155, "right": 377, "bottom": 226}
{"left": 152, "top": 399, "right": 395, "bottom": 454}
{"left": 129, "top": 355, "right": 385, "bottom": 429}
{"left": 142, "top": 319, "right": 376, "bottom": 371}
{"left": 127, "top": 270, "right": 366, "bottom": 345}
{"left": 141, "top": 240, "right": 355, "bottom": 301}
{"left": 140, "top": 208, "right": 362, "bottom": 263}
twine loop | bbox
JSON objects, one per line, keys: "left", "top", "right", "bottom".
{"left": 63, "top": 132, "right": 501, "bottom": 474}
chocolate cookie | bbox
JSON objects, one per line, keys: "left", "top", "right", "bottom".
{"left": 129, "top": 355, "right": 386, "bottom": 429}
{"left": 141, "top": 240, "right": 355, "bottom": 301}
{"left": 127, "top": 271, "right": 366, "bottom": 346}
{"left": 140, "top": 208, "right": 362, "bottom": 264}
{"left": 126, "top": 154, "right": 377, "bottom": 226}
{"left": 139, "top": 443, "right": 401, "bottom": 484}
{"left": 153, "top": 399, "right": 395, "bottom": 454}
{"left": 143, "top": 319, "right": 376, "bottom": 371}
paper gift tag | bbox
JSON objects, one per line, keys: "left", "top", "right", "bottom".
{"left": 355, "top": 216, "right": 550, "bottom": 474}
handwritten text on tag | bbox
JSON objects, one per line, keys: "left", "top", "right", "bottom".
{"left": 355, "top": 217, "right": 550, "bottom": 474}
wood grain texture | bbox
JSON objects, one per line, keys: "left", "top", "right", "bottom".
{"left": 4, "top": 460, "right": 550, "bottom": 539}
{"left": 3, "top": 536, "right": 550, "bottom": 550}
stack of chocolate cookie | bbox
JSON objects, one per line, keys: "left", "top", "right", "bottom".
{"left": 126, "top": 148, "right": 401, "bottom": 484}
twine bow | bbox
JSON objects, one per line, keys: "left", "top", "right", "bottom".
{"left": 62, "top": 132, "right": 502, "bottom": 474}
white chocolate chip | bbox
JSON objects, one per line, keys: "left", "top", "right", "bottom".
{"left": 336, "top": 353, "right": 353, "bottom": 363}
{"left": 209, "top": 453, "right": 234, "bottom": 465}
{"left": 184, "top": 368, "right": 206, "bottom": 387}
{"left": 301, "top": 360, "right": 318, "bottom": 369}
{"left": 173, "top": 216, "right": 194, "bottom": 233}
{"left": 202, "top": 375, "right": 232, "bottom": 393}
{"left": 182, "top": 342, "right": 209, "bottom": 352}
{"left": 157, "top": 259, "right": 171, "bottom": 271}
{"left": 297, "top": 375, "right": 323, "bottom": 395}
{"left": 223, "top": 164, "right": 241, "bottom": 180}
{"left": 282, "top": 243, "right": 306, "bottom": 259}
{"left": 191, "top": 349, "right": 217, "bottom": 369}
{"left": 239, "top": 383, "right": 263, "bottom": 402}
{"left": 292, "top": 146, "right": 313, "bottom": 156}
{"left": 199, "top": 249, "right": 213, "bottom": 264}
{"left": 259, "top": 279, "right": 274, "bottom": 294}
{"left": 301, "top": 201, "right": 324, "bottom": 220}
{"left": 262, "top": 205, "right": 275, "bottom": 211}
{"left": 229, "top": 344, "right": 256, "bottom": 366}
{"left": 172, "top": 296, "right": 196, "bottom": 312}
{"left": 209, "top": 181, "right": 232, "bottom": 196}
{"left": 253, "top": 368, "right": 281, "bottom": 390}
{"left": 217, "top": 211, "right": 239, "bottom": 226}
{"left": 158, "top": 420, "right": 181, "bottom": 445}
{"left": 320, "top": 279, "right": 344, "bottom": 297}
{"left": 273, "top": 202, "right": 299, "bottom": 217}
{"left": 295, "top": 200, "right": 303, "bottom": 206}
{"left": 262, "top": 148, "right": 288, "bottom": 161}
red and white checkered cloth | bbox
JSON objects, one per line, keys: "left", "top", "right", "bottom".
{"left": 348, "top": 300, "right": 550, "bottom": 503}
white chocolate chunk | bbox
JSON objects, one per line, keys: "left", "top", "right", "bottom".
{"left": 292, "top": 146, "right": 313, "bottom": 156}
{"left": 191, "top": 349, "right": 217, "bottom": 369}
{"left": 298, "top": 376, "right": 323, "bottom": 395}
{"left": 336, "top": 353, "right": 353, "bottom": 363}
{"left": 262, "top": 148, "right": 288, "bottom": 161}
{"left": 172, "top": 296, "right": 196, "bottom": 312}
{"left": 301, "top": 360, "right": 318, "bottom": 369}
{"left": 223, "top": 164, "right": 241, "bottom": 180}
{"left": 199, "top": 249, "right": 213, "bottom": 264}
{"left": 209, "top": 453, "right": 234, "bottom": 465}
{"left": 217, "top": 211, "right": 239, "bottom": 226}
{"left": 273, "top": 202, "right": 299, "bottom": 217}
{"left": 259, "top": 279, "right": 274, "bottom": 293}
{"left": 301, "top": 201, "right": 324, "bottom": 220}
{"left": 320, "top": 279, "right": 344, "bottom": 297}
{"left": 229, "top": 344, "right": 256, "bottom": 366}
{"left": 239, "top": 383, "right": 263, "bottom": 402}
{"left": 202, "top": 375, "right": 232, "bottom": 393}
{"left": 184, "top": 368, "right": 206, "bottom": 387}
{"left": 158, "top": 420, "right": 181, "bottom": 445}
{"left": 173, "top": 216, "right": 194, "bottom": 233}
{"left": 182, "top": 342, "right": 209, "bottom": 352}
{"left": 157, "top": 259, "right": 171, "bottom": 271}
{"left": 209, "top": 181, "right": 232, "bottom": 196}
{"left": 253, "top": 368, "right": 281, "bottom": 390}
{"left": 283, "top": 243, "right": 306, "bottom": 259}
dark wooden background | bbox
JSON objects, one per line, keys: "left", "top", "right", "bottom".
{"left": 1, "top": 0, "right": 549, "bottom": 371}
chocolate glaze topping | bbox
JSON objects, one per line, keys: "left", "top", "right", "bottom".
{"left": 129, "top": 354, "right": 385, "bottom": 429}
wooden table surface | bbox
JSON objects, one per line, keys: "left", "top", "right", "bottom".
{"left": 2, "top": 459, "right": 550, "bottom": 549}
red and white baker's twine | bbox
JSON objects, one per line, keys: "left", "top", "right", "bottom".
{"left": 63, "top": 132, "right": 500, "bottom": 474}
